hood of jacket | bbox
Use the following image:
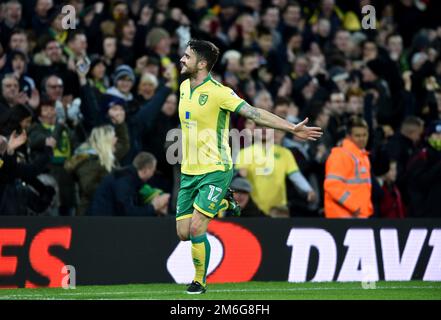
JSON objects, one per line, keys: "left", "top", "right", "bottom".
{"left": 64, "top": 143, "right": 97, "bottom": 172}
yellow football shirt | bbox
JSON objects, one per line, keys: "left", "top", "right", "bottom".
{"left": 235, "top": 143, "right": 299, "bottom": 214}
{"left": 179, "top": 74, "right": 245, "bottom": 175}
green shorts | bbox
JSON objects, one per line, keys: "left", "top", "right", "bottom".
{"left": 176, "top": 169, "right": 234, "bottom": 221}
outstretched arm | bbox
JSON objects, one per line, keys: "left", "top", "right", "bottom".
{"left": 237, "top": 103, "right": 323, "bottom": 141}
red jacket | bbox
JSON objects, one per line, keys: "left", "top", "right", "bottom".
{"left": 380, "top": 183, "right": 406, "bottom": 218}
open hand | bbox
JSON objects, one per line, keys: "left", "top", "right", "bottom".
{"left": 291, "top": 118, "right": 323, "bottom": 141}
{"left": 8, "top": 130, "right": 27, "bottom": 153}
{"left": 306, "top": 190, "right": 317, "bottom": 203}
{"left": 108, "top": 106, "right": 126, "bottom": 125}
{"left": 15, "top": 91, "right": 29, "bottom": 105}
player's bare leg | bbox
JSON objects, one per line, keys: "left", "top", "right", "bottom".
{"left": 176, "top": 217, "right": 191, "bottom": 241}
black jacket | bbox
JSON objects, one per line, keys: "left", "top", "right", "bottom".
{"left": 406, "top": 146, "right": 441, "bottom": 217}
{"left": 79, "top": 82, "right": 171, "bottom": 165}
{"left": 386, "top": 133, "right": 420, "bottom": 205}
{"left": 88, "top": 166, "right": 155, "bottom": 216}
{"left": 0, "top": 152, "right": 54, "bottom": 215}
{"left": 123, "top": 85, "right": 172, "bottom": 165}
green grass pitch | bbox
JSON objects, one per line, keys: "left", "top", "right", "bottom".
{"left": 1, "top": 281, "right": 440, "bottom": 300}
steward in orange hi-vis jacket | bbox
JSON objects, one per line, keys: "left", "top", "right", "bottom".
{"left": 324, "top": 116, "right": 373, "bottom": 218}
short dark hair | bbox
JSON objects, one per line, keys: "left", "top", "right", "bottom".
{"left": 257, "top": 26, "right": 272, "bottom": 38}
{"left": 67, "top": 30, "right": 86, "bottom": 44}
{"left": 10, "top": 104, "right": 32, "bottom": 122}
{"left": 240, "top": 49, "right": 258, "bottom": 65}
{"left": 187, "top": 40, "right": 220, "bottom": 72}
{"left": 347, "top": 115, "right": 369, "bottom": 134}
{"left": 274, "top": 96, "right": 292, "bottom": 107}
{"left": 36, "top": 95, "right": 56, "bottom": 116}
{"left": 306, "top": 100, "right": 326, "bottom": 123}
{"left": 10, "top": 28, "right": 26, "bottom": 38}
{"left": 386, "top": 33, "right": 402, "bottom": 45}
{"left": 401, "top": 116, "right": 424, "bottom": 130}
{"left": 284, "top": 1, "right": 301, "bottom": 12}
{"left": 133, "top": 152, "right": 156, "bottom": 170}
{"left": 3, "top": 104, "right": 32, "bottom": 135}
{"left": 263, "top": 5, "right": 279, "bottom": 15}
{"left": 41, "top": 35, "right": 58, "bottom": 50}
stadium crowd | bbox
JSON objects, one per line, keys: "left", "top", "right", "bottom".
{"left": 0, "top": 0, "right": 440, "bottom": 218}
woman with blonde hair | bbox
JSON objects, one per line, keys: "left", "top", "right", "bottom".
{"left": 65, "top": 115, "right": 129, "bottom": 215}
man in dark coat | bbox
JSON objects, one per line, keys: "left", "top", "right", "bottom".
{"left": 88, "top": 152, "right": 170, "bottom": 216}
{"left": 406, "top": 120, "right": 441, "bottom": 217}
{"left": 386, "top": 116, "right": 424, "bottom": 203}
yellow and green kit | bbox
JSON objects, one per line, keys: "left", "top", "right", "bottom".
{"left": 176, "top": 74, "right": 244, "bottom": 221}
{"left": 176, "top": 73, "right": 245, "bottom": 288}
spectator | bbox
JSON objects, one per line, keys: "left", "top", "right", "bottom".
{"left": 1, "top": 104, "right": 35, "bottom": 163}
{"left": 86, "top": 55, "right": 109, "bottom": 95}
{"left": 345, "top": 88, "right": 364, "bottom": 116}
{"left": 379, "top": 160, "right": 406, "bottom": 218}
{"left": 284, "top": 29, "right": 304, "bottom": 64}
{"left": 254, "top": 26, "right": 283, "bottom": 82}
{"left": 101, "top": 35, "right": 117, "bottom": 74}
{"left": 0, "top": 128, "right": 55, "bottom": 216}
{"left": 47, "top": 7, "right": 69, "bottom": 47}
{"left": 281, "top": 2, "right": 304, "bottom": 32}
{"left": 115, "top": 18, "right": 136, "bottom": 66}
{"left": 65, "top": 30, "right": 88, "bottom": 62}
{"left": 253, "top": 89, "right": 273, "bottom": 112}
{"left": 229, "top": 13, "right": 258, "bottom": 51}
{"left": 386, "top": 33, "right": 409, "bottom": 73}
{"left": 119, "top": 66, "right": 172, "bottom": 164}
{"left": 329, "top": 66, "right": 349, "bottom": 95}
{"left": 28, "top": 98, "right": 77, "bottom": 216}
{"left": 30, "top": 37, "right": 73, "bottom": 90}
{"left": 329, "top": 29, "right": 352, "bottom": 58}
{"left": 88, "top": 152, "right": 170, "bottom": 216}
{"left": 145, "top": 27, "right": 178, "bottom": 91}
{"left": 32, "top": 0, "right": 54, "bottom": 36}
{"left": 136, "top": 72, "right": 158, "bottom": 103}
{"left": 65, "top": 122, "right": 129, "bottom": 216}
{"left": 406, "top": 120, "right": 441, "bottom": 217}
{"left": 236, "top": 126, "right": 315, "bottom": 216}
{"left": 41, "top": 74, "right": 82, "bottom": 129}
{"left": 324, "top": 116, "right": 373, "bottom": 218}
{"left": 326, "top": 91, "right": 347, "bottom": 145}
{"left": 261, "top": 6, "right": 282, "bottom": 49}
{"left": 106, "top": 64, "right": 136, "bottom": 106}
{"left": 0, "top": 73, "right": 21, "bottom": 112}
{"left": 7, "top": 50, "right": 40, "bottom": 109}
{"left": 0, "top": 0, "right": 23, "bottom": 49}
{"left": 386, "top": 116, "right": 424, "bottom": 199}
{"left": 8, "top": 28, "right": 29, "bottom": 55}
{"left": 361, "top": 58, "right": 397, "bottom": 127}
{"left": 141, "top": 92, "right": 179, "bottom": 193}
{"left": 223, "top": 176, "right": 265, "bottom": 217}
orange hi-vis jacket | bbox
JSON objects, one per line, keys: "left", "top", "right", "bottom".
{"left": 324, "top": 138, "right": 373, "bottom": 218}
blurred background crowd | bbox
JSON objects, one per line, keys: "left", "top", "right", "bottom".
{"left": 0, "top": 0, "right": 440, "bottom": 218}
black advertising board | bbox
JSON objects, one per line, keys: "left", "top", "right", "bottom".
{"left": 0, "top": 217, "right": 440, "bottom": 288}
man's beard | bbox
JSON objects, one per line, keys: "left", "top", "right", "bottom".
{"left": 181, "top": 64, "right": 197, "bottom": 77}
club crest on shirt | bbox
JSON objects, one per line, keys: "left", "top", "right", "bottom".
{"left": 199, "top": 94, "right": 208, "bottom": 106}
